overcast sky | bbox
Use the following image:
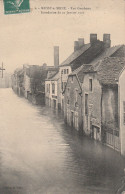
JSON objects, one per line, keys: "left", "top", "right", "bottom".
{"left": 0, "top": 0, "right": 125, "bottom": 73}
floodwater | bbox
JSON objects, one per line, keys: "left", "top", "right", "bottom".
{"left": 0, "top": 88, "right": 124, "bottom": 194}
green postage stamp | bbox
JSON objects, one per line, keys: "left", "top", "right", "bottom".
{"left": 3, "top": 0, "right": 30, "bottom": 14}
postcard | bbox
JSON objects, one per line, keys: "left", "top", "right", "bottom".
{"left": 0, "top": 0, "right": 125, "bottom": 193}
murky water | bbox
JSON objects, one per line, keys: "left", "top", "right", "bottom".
{"left": 0, "top": 89, "right": 124, "bottom": 194}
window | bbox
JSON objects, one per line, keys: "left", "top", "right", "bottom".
{"left": 74, "top": 89, "right": 78, "bottom": 107}
{"left": 74, "top": 112, "right": 79, "bottom": 130}
{"left": 64, "top": 69, "right": 66, "bottom": 74}
{"left": 123, "top": 101, "right": 125, "bottom": 124}
{"left": 89, "top": 79, "right": 93, "bottom": 91}
{"left": 61, "top": 70, "right": 63, "bottom": 74}
{"left": 67, "top": 69, "right": 69, "bottom": 74}
{"left": 48, "top": 84, "right": 50, "bottom": 93}
{"left": 62, "top": 82, "right": 66, "bottom": 91}
{"left": 52, "top": 83, "right": 55, "bottom": 94}
{"left": 47, "top": 84, "right": 50, "bottom": 93}
{"left": 71, "top": 76, "right": 73, "bottom": 82}
{"left": 85, "top": 94, "right": 88, "bottom": 115}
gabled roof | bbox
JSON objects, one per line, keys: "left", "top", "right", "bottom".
{"left": 70, "top": 64, "right": 95, "bottom": 83}
{"left": 89, "top": 45, "right": 123, "bottom": 70}
{"left": 97, "top": 57, "right": 125, "bottom": 85}
{"left": 60, "top": 43, "right": 91, "bottom": 66}
{"left": 46, "top": 71, "right": 59, "bottom": 81}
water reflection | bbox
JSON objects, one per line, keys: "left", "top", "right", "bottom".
{"left": 0, "top": 89, "right": 124, "bottom": 194}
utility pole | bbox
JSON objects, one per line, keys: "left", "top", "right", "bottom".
{"left": 0, "top": 62, "right": 5, "bottom": 78}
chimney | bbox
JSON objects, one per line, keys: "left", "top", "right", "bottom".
{"left": 78, "top": 38, "right": 84, "bottom": 49}
{"left": 103, "top": 34, "right": 111, "bottom": 48}
{"left": 74, "top": 41, "right": 79, "bottom": 52}
{"left": 54, "top": 46, "right": 59, "bottom": 67}
{"left": 90, "top": 34, "right": 97, "bottom": 45}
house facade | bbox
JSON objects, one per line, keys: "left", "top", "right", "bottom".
{"left": 119, "top": 66, "right": 125, "bottom": 155}
{"left": 80, "top": 57, "right": 125, "bottom": 155}
{"left": 45, "top": 72, "right": 60, "bottom": 109}
{"left": 63, "top": 69, "right": 82, "bottom": 131}
{"left": 63, "top": 55, "right": 125, "bottom": 156}
{"left": 12, "top": 68, "right": 24, "bottom": 96}
{"left": 82, "top": 70, "right": 102, "bottom": 141}
{"left": 59, "top": 33, "right": 111, "bottom": 111}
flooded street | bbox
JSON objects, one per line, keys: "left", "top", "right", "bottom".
{"left": 0, "top": 88, "right": 124, "bottom": 194}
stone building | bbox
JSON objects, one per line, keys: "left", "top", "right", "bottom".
{"left": 59, "top": 34, "right": 111, "bottom": 111}
{"left": 81, "top": 57, "right": 125, "bottom": 155}
{"left": 63, "top": 37, "right": 125, "bottom": 155}
{"left": 11, "top": 68, "right": 24, "bottom": 96}
{"left": 97, "top": 57, "right": 125, "bottom": 153}
{"left": 63, "top": 65, "right": 94, "bottom": 132}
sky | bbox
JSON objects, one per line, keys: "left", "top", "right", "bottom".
{"left": 0, "top": 0, "right": 125, "bottom": 73}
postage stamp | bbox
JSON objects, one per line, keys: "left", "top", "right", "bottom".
{"left": 3, "top": 0, "right": 30, "bottom": 14}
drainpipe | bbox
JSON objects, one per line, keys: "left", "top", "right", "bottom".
{"left": 101, "top": 85, "right": 104, "bottom": 143}
{"left": 118, "top": 82, "right": 121, "bottom": 154}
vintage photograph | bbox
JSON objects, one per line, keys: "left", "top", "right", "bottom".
{"left": 0, "top": 0, "right": 125, "bottom": 193}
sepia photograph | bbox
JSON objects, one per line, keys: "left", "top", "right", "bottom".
{"left": 0, "top": 0, "right": 125, "bottom": 193}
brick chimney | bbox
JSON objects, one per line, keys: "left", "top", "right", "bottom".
{"left": 103, "top": 34, "right": 111, "bottom": 48}
{"left": 90, "top": 34, "right": 97, "bottom": 45}
{"left": 74, "top": 41, "right": 79, "bottom": 52}
{"left": 54, "top": 46, "right": 59, "bottom": 67}
{"left": 78, "top": 38, "right": 84, "bottom": 49}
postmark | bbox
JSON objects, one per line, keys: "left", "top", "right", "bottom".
{"left": 3, "top": 0, "right": 30, "bottom": 14}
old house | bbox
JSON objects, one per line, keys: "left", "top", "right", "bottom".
{"left": 12, "top": 68, "right": 24, "bottom": 96}
{"left": 59, "top": 34, "right": 111, "bottom": 111}
{"left": 81, "top": 57, "right": 125, "bottom": 156}
{"left": 97, "top": 57, "right": 125, "bottom": 153}
{"left": 63, "top": 65, "right": 94, "bottom": 132}
{"left": 45, "top": 71, "right": 60, "bottom": 109}
{"left": 63, "top": 39, "right": 125, "bottom": 147}
{"left": 45, "top": 46, "right": 60, "bottom": 108}
{"left": 82, "top": 65, "right": 102, "bottom": 141}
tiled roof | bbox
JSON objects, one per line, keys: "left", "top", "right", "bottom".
{"left": 89, "top": 45, "right": 123, "bottom": 70}
{"left": 46, "top": 71, "right": 59, "bottom": 81}
{"left": 60, "top": 43, "right": 91, "bottom": 66}
{"left": 97, "top": 57, "right": 125, "bottom": 85}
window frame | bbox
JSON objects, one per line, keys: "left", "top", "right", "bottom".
{"left": 85, "top": 93, "right": 88, "bottom": 115}
{"left": 89, "top": 78, "right": 93, "bottom": 92}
